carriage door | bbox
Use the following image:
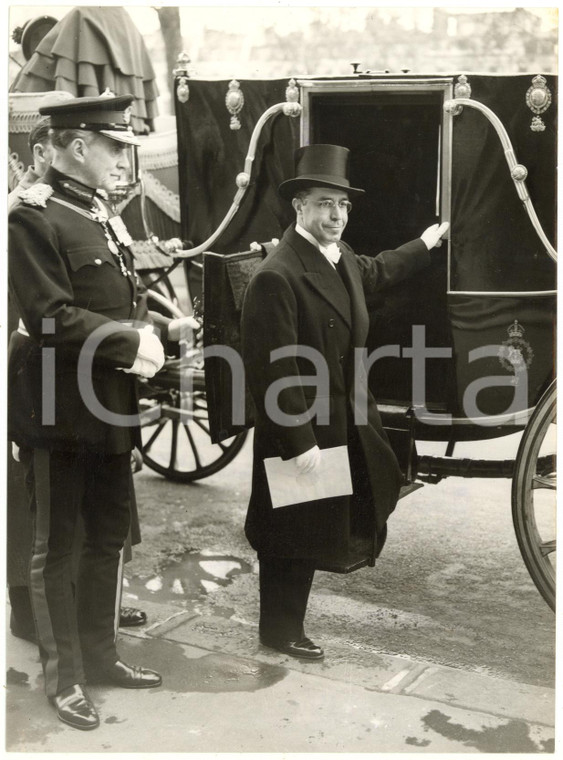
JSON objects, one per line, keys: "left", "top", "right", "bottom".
{"left": 299, "top": 78, "right": 455, "bottom": 416}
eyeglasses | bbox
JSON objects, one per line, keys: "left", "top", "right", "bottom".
{"left": 304, "top": 199, "right": 353, "bottom": 213}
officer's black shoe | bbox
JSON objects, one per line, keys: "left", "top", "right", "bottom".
{"left": 50, "top": 684, "right": 99, "bottom": 731}
{"left": 260, "top": 635, "right": 325, "bottom": 660}
{"left": 119, "top": 607, "right": 147, "bottom": 627}
{"left": 86, "top": 660, "right": 162, "bottom": 689}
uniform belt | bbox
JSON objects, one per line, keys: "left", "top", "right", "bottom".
{"left": 17, "top": 319, "right": 134, "bottom": 336}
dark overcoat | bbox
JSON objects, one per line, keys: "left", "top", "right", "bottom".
{"left": 8, "top": 166, "right": 158, "bottom": 455}
{"left": 241, "top": 224, "right": 430, "bottom": 573}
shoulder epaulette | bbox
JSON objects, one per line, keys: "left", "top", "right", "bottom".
{"left": 18, "top": 183, "right": 54, "bottom": 208}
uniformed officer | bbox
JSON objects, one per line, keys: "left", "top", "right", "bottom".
{"left": 7, "top": 104, "right": 149, "bottom": 645}
{"left": 8, "top": 94, "right": 189, "bottom": 730}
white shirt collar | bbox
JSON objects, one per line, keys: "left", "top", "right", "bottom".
{"left": 295, "top": 224, "right": 341, "bottom": 267}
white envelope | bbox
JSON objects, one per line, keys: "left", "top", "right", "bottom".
{"left": 264, "top": 445, "right": 353, "bottom": 509}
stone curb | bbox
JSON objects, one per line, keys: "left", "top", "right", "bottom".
{"left": 142, "top": 610, "right": 555, "bottom": 729}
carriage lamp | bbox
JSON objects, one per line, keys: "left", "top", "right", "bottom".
{"left": 226, "top": 80, "right": 245, "bottom": 130}
{"left": 174, "top": 52, "right": 192, "bottom": 104}
{"left": 526, "top": 75, "right": 552, "bottom": 132}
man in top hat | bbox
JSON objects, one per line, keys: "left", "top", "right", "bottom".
{"left": 8, "top": 93, "right": 191, "bottom": 729}
{"left": 241, "top": 144, "right": 448, "bottom": 660}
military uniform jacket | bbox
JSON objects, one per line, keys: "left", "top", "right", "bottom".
{"left": 8, "top": 166, "right": 152, "bottom": 454}
{"left": 241, "top": 224, "right": 431, "bottom": 572}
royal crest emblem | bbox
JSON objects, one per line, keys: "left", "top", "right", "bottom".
{"left": 497, "top": 320, "right": 534, "bottom": 385}
{"left": 18, "top": 183, "right": 54, "bottom": 208}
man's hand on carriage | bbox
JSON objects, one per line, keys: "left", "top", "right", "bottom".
{"left": 167, "top": 315, "right": 201, "bottom": 342}
{"left": 420, "top": 222, "right": 449, "bottom": 250}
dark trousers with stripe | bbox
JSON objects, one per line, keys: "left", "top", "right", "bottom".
{"left": 258, "top": 557, "right": 316, "bottom": 642}
{"left": 22, "top": 448, "right": 131, "bottom": 697}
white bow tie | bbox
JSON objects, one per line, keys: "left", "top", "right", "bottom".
{"left": 321, "top": 243, "right": 341, "bottom": 264}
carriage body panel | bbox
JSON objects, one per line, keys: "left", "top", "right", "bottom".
{"left": 172, "top": 73, "right": 556, "bottom": 441}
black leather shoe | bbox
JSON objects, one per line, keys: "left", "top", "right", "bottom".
{"left": 260, "top": 636, "right": 324, "bottom": 660}
{"left": 50, "top": 684, "right": 99, "bottom": 731}
{"left": 86, "top": 660, "right": 162, "bottom": 689}
{"left": 119, "top": 607, "right": 147, "bottom": 627}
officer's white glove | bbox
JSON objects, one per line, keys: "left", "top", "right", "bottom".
{"left": 130, "top": 446, "right": 143, "bottom": 473}
{"left": 167, "top": 315, "right": 200, "bottom": 341}
{"left": 294, "top": 445, "right": 321, "bottom": 474}
{"left": 121, "top": 325, "right": 165, "bottom": 379}
{"left": 420, "top": 222, "right": 450, "bottom": 250}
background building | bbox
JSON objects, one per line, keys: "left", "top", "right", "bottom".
{"left": 8, "top": 5, "right": 558, "bottom": 117}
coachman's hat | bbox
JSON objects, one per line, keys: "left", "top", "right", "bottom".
{"left": 279, "top": 144, "right": 365, "bottom": 200}
{"left": 19, "top": 15, "right": 58, "bottom": 60}
{"left": 39, "top": 92, "right": 140, "bottom": 146}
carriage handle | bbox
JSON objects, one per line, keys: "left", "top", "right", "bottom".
{"left": 168, "top": 98, "right": 302, "bottom": 259}
{"left": 444, "top": 98, "right": 557, "bottom": 263}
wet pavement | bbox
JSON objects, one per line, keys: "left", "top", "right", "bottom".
{"left": 4, "top": 558, "right": 557, "bottom": 754}
{"left": 126, "top": 550, "right": 252, "bottom": 606}
{"left": 4, "top": 434, "right": 557, "bottom": 753}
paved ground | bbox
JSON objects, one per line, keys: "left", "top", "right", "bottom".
{"left": 3, "top": 432, "right": 557, "bottom": 754}
{"left": 4, "top": 593, "right": 556, "bottom": 754}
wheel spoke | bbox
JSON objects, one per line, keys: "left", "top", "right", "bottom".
{"left": 143, "top": 419, "right": 168, "bottom": 454}
{"left": 539, "top": 539, "right": 556, "bottom": 557}
{"left": 193, "top": 417, "right": 211, "bottom": 436}
{"left": 168, "top": 422, "right": 179, "bottom": 471}
{"left": 183, "top": 424, "right": 202, "bottom": 470}
{"left": 512, "top": 381, "right": 556, "bottom": 611}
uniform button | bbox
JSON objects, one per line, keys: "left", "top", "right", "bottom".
{"left": 94, "top": 258, "right": 102, "bottom": 265}
{"left": 339, "top": 355, "right": 344, "bottom": 362}
{"left": 328, "top": 318, "right": 335, "bottom": 327}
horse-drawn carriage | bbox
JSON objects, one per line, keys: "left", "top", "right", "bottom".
{"left": 7, "top": 63, "right": 557, "bottom": 610}
{"left": 166, "top": 64, "right": 557, "bottom": 610}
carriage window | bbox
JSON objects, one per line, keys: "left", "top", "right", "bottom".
{"left": 307, "top": 89, "right": 446, "bottom": 255}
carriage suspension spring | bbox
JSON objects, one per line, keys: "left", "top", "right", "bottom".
{"left": 416, "top": 454, "right": 554, "bottom": 484}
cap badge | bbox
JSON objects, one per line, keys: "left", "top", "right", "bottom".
{"left": 122, "top": 106, "right": 132, "bottom": 126}
{"left": 18, "top": 183, "right": 54, "bottom": 208}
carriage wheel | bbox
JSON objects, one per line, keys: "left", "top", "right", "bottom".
{"left": 140, "top": 375, "right": 248, "bottom": 482}
{"left": 511, "top": 381, "right": 556, "bottom": 610}
{"left": 140, "top": 288, "right": 248, "bottom": 482}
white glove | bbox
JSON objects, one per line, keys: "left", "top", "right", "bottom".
{"left": 130, "top": 447, "right": 143, "bottom": 473}
{"left": 293, "top": 445, "right": 321, "bottom": 474}
{"left": 420, "top": 222, "right": 450, "bottom": 250}
{"left": 167, "top": 315, "right": 200, "bottom": 341}
{"left": 122, "top": 325, "right": 165, "bottom": 379}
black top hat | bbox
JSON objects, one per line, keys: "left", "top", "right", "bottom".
{"left": 39, "top": 93, "right": 140, "bottom": 146}
{"left": 279, "top": 144, "right": 365, "bottom": 200}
